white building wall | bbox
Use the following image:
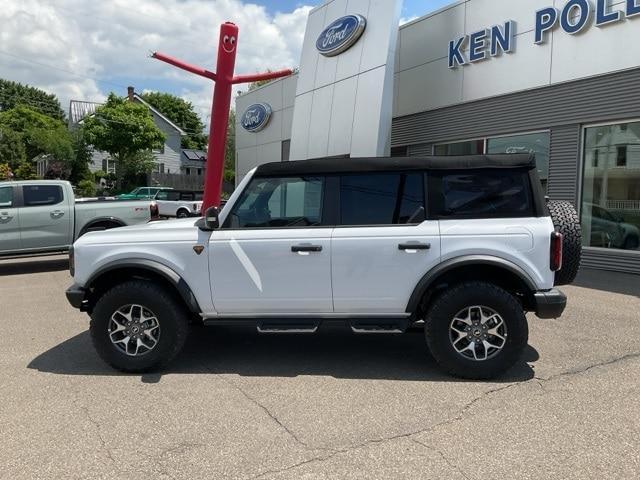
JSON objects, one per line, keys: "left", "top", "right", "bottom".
{"left": 289, "top": 0, "right": 402, "bottom": 161}
{"left": 236, "top": 0, "right": 640, "bottom": 173}
{"left": 235, "top": 75, "right": 297, "bottom": 182}
{"left": 394, "top": 0, "right": 640, "bottom": 117}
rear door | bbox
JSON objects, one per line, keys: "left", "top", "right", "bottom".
{"left": 331, "top": 172, "right": 441, "bottom": 314}
{"left": 19, "top": 184, "right": 73, "bottom": 250}
{"left": 0, "top": 184, "right": 21, "bottom": 253}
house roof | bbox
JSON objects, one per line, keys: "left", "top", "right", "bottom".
{"left": 69, "top": 93, "right": 188, "bottom": 136}
{"left": 182, "top": 149, "right": 207, "bottom": 161}
{"left": 133, "top": 93, "right": 186, "bottom": 136}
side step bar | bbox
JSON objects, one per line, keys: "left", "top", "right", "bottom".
{"left": 349, "top": 318, "right": 410, "bottom": 334}
{"left": 257, "top": 319, "right": 321, "bottom": 334}
{"left": 203, "top": 317, "right": 411, "bottom": 334}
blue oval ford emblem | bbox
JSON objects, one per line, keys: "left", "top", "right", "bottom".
{"left": 241, "top": 103, "right": 272, "bottom": 132}
{"left": 316, "top": 14, "right": 367, "bottom": 57}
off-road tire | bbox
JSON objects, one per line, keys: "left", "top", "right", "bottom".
{"left": 548, "top": 200, "right": 582, "bottom": 286}
{"left": 425, "top": 282, "right": 528, "bottom": 380}
{"left": 176, "top": 209, "right": 189, "bottom": 219}
{"left": 90, "top": 280, "right": 189, "bottom": 373}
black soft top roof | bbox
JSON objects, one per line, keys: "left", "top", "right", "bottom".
{"left": 254, "top": 154, "right": 535, "bottom": 177}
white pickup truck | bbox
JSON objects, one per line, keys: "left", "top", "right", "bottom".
{"left": 0, "top": 180, "right": 157, "bottom": 256}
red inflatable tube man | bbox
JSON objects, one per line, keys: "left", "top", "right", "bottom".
{"left": 152, "top": 22, "right": 293, "bottom": 211}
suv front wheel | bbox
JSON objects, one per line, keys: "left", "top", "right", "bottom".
{"left": 90, "top": 280, "right": 189, "bottom": 372}
{"left": 425, "top": 282, "right": 528, "bottom": 380}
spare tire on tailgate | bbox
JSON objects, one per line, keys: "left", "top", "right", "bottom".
{"left": 548, "top": 200, "right": 582, "bottom": 286}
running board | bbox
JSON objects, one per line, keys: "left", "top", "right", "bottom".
{"left": 202, "top": 317, "right": 411, "bottom": 334}
{"left": 349, "top": 318, "right": 410, "bottom": 334}
{"left": 257, "top": 319, "right": 320, "bottom": 334}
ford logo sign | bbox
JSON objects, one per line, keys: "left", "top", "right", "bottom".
{"left": 241, "top": 103, "right": 272, "bottom": 132}
{"left": 316, "top": 14, "right": 367, "bottom": 57}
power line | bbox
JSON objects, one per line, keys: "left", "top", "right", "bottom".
{"left": 0, "top": 49, "right": 127, "bottom": 90}
{"left": 0, "top": 91, "right": 208, "bottom": 139}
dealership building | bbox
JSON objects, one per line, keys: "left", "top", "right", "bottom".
{"left": 236, "top": 0, "right": 640, "bottom": 275}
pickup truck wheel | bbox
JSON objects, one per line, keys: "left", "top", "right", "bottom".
{"left": 176, "top": 209, "right": 189, "bottom": 218}
{"left": 90, "top": 280, "right": 189, "bottom": 373}
{"left": 425, "top": 282, "right": 528, "bottom": 380}
{"left": 547, "top": 200, "right": 582, "bottom": 286}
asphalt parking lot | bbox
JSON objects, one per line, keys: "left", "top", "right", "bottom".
{"left": 0, "top": 255, "right": 639, "bottom": 480}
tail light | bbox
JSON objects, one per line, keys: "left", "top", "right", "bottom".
{"left": 550, "top": 231, "right": 563, "bottom": 271}
{"left": 150, "top": 202, "right": 159, "bottom": 219}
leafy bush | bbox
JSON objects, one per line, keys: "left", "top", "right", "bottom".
{"left": 14, "top": 161, "right": 36, "bottom": 180}
{"left": 0, "top": 162, "right": 11, "bottom": 180}
{"left": 77, "top": 179, "right": 97, "bottom": 198}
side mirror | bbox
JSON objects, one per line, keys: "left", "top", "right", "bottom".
{"left": 202, "top": 206, "right": 220, "bottom": 231}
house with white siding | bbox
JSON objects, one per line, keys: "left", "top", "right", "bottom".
{"left": 70, "top": 87, "right": 186, "bottom": 176}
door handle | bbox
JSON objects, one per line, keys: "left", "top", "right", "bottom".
{"left": 0, "top": 212, "right": 12, "bottom": 222}
{"left": 398, "top": 242, "right": 431, "bottom": 251}
{"left": 291, "top": 244, "right": 323, "bottom": 253}
{"left": 50, "top": 210, "right": 65, "bottom": 218}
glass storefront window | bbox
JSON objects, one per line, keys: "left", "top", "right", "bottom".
{"left": 486, "top": 132, "right": 550, "bottom": 190}
{"left": 434, "top": 139, "right": 484, "bottom": 156}
{"left": 581, "top": 121, "right": 640, "bottom": 251}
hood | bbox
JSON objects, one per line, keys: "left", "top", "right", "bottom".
{"left": 74, "top": 218, "right": 203, "bottom": 246}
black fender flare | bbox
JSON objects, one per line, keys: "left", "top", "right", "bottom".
{"left": 79, "top": 216, "right": 126, "bottom": 236}
{"left": 406, "top": 255, "right": 538, "bottom": 314}
{"left": 86, "top": 259, "right": 201, "bottom": 314}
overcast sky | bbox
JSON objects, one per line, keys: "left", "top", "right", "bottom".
{"left": 0, "top": 0, "right": 452, "bottom": 122}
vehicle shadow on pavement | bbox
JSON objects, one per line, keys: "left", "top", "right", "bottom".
{"left": 0, "top": 257, "right": 69, "bottom": 276}
{"left": 28, "top": 326, "right": 538, "bottom": 383}
{"left": 574, "top": 268, "right": 640, "bottom": 298}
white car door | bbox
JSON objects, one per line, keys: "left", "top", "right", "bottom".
{"left": 209, "top": 175, "right": 333, "bottom": 314}
{"left": 331, "top": 172, "right": 441, "bottom": 314}
{"left": 0, "top": 184, "right": 21, "bottom": 253}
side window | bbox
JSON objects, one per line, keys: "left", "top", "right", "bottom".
{"left": 22, "top": 185, "right": 63, "bottom": 207}
{"left": 226, "top": 176, "right": 324, "bottom": 228}
{"left": 156, "top": 191, "right": 169, "bottom": 200}
{"left": 429, "top": 169, "right": 534, "bottom": 218}
{"left": 0, "top": 186, "right": 13, "bottom": 208}
{"left": 339, "top": 173, "right": 426, "bottom": 226}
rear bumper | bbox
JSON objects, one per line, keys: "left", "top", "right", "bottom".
{"left": 533, "top": 288, "right": 567, "bottom": 319}
{"left": 66, "top": 283, "right": 89, "bottom": 311}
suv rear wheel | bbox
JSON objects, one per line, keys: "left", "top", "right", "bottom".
{"left": 425, "top": 282, "right": 528, "bottom": 379}
{"left": 90, "top": 280, "right": 189, "bottom": 372}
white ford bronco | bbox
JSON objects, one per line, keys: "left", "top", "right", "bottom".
{"left": 66, "top": 155, "right": 581, "bottom": 379}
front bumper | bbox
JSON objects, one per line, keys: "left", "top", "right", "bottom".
{"left": 66, "top": 284, "right": 89, "bottom": 311}
{"left": 533, "top": 288, "right": 567, "bottom": 319}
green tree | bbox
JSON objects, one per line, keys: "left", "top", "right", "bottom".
{"left": 0, "top": 105, "right": 73, "bottom": 165}
{"left": 141, "top": 92, "right": 207, "bottom": 149}
{"left": 67, "top": 130, "right": 94, "bottom": 184}
{"left": 0, "top": 128, "right": 27, "bottom": 168}
{"left": 82, "top": 93, "right": 165, "bottom": 189}
{"left": 0, "top": 79, "right": 65, "bottom": 121}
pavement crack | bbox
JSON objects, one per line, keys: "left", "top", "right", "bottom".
{"left": 534, "top": 352, "right": 640, "bottom": 383}
{"left": 222, "top": 376, "right": 332, "bottom": 454}
{"left": 411, "top": 438, "right": 472, "bottom": 480}
{"left": 78, "top": 403, "right": 117, "bottom": 466}
{"left": 245, "top": 383, "right": 518, "bottom": 479}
